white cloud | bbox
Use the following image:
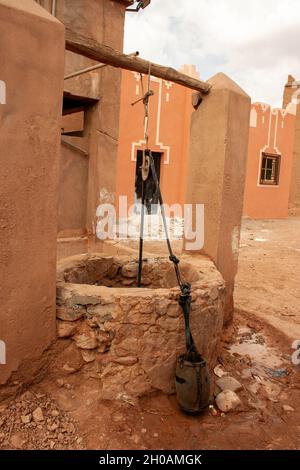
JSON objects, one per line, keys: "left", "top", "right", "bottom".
{"left": 124, "top": 0, "right": 300, "bottom": 106}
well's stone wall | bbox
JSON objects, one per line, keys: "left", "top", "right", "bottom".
{"left": 55, "top": 254, "right": 225, "bottom": 400}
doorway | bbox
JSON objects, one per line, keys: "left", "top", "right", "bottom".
{"left": 135, "top": 150, "right": 162, "bottom": 214}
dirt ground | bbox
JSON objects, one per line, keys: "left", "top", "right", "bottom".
{"left": 0, "top": 218, "right": 299, "bottom": 450}
{"left": 235, "top": 217, "right": 300, "bottom": 340}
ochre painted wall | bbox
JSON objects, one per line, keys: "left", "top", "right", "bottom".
{"left": 243, "top": 103, "right": 296, "bottom": 219}
{"left": 117, "top": 72, "right": 296, "bottom": 221}
{"left": 282, "top": 75, "right": 300, "bottom": 214}
{"left": 116, "top": 70, "right": 193, "bottom": 212}
{"left": 289, "top": 106, "right": 300, "bottom": 215}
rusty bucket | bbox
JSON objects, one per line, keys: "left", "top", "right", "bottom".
{"left": 175, "top": 353, "right": 210, "bottom": 414}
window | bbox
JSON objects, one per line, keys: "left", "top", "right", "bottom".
{"left": 61, "top": 92, "right": 98, "bottom": 137}
{"left": 260, "top": 153, "right": 280, "bottom": 185}
{"left": 61, "top": 111, "right": 85, "bottom": 137}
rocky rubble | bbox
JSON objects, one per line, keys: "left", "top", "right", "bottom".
{"left": 216, "top": 376, "right": 243, "bottom": 393}
{"left": 213, "top": 368, "right": 243, "bottom": 413}
{"left": 0, "top": 389, "right": 84, "bottom": 450}
{"left": 215, "top": 389, "right": 242, "bottom": 412}
{"left": 212, "top": 316, "right": 295, "bottom": 416}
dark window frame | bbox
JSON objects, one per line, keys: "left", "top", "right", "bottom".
{"left": 260, "top": 153, "right": 281, "bottom": 186}
{"left": 61, "top": 92, "right": 98, "bottom": 137}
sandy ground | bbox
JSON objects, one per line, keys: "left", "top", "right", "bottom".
{"left": 0, "top": 217, "right": 299, "bottom": 450}
{"left": 1, "top": 310, "right": 299, "bottom": 450}
{"left": 235, "top": 217, "right": 300, "bottom": 340}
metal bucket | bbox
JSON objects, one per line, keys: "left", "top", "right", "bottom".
{"left": 175, "top": 354, "right": 210, "bottom": 414}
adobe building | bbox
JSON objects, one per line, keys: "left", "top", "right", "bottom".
{"left": 0, "top": 0, "right": 65, "bottom": 389}
{"left": 1, "top": 0, "right": 250, "bottom": 396}
{"left": 0, "top": 0, "right": 134, "bottom": 392}
{"left": 36, "top": 0, "right": 134, "bottom": 258}
{"left": 117, "top": 69, "right": 250, "bottom": 323}
{"left": 117, "top": 70, "right": 299, "bottom": 220}
{"left": 116, "top": 65, "right": 198, "bottom": 209}
{"left": 283, "top": 75, "right": 300, "bottom": 216}
{"left": 243, "top": 101, "right": 296, "bottom": 219}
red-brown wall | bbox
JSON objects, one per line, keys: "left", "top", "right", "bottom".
{"left": 243, "top": 102, "right": 296, "bottom": 219}
{"left": 49, "top": 0, "right": 128, "bottom": 238}
{"left": 117, "top": 72, "right": 296, "bottom": 221}
{"left": 116, "top": 70, "right": 194, "bottom": 211}
{"left": 0, "top": 0, "right": 64, "bottom": 387}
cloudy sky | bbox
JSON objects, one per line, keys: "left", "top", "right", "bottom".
{"left": 124, "top": 0, "right": 300, "bottom": 107}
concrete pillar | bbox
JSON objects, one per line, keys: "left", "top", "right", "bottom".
{"left": 0, "top": 0, "right": 64, "bottom": 388}
{"left": 184, "top": 73, "right": 251, "bottom": 325}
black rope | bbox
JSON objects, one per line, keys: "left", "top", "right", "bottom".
{"left": 137, "top": 180, "right": 146, "bottom": 288}
{"left": 179, "top": 293, "right": 200, "bottom": 359}
{"left": 148, "top": 153, "right": 185, "bottom": 290}
{"left": 137, "top": 150, "right": 201, "bottom": 359}
{"left": 134, "top": 66, "right": 202, "bottom": 361}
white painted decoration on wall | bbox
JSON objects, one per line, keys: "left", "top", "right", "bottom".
{"left": 0, "top": 340, "right": 6, "bottom": 365}
{"left": 0, "top": 80, "right": 6, "bottom": 104}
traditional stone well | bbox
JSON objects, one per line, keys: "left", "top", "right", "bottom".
{"left": 56, "top": 254, "right": 225, "bottom": 400}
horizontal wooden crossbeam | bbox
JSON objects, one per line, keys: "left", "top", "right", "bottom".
{"left": 65, "top": 28, "right": 211, "bottom": 94}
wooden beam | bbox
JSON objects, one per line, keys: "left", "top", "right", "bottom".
{"left": 65, "top": 28, "right": 211, "bottom": 94}
{"left": 113, "top": 0, "right": 134, "bottom": 5}
{"left": 114, "top": 0, "right": 134, "bottom": 4}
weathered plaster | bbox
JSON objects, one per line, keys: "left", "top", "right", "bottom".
{"left": 0, "top": 0, "right": 65, "bottom": 385}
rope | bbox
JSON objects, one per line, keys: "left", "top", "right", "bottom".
{"left": 137, "top": 178, "right": 146, "bottom": 287}
{"left": 144, "top": 62, "right": 151, "bottom": 149}
{"left": 137, "top": 62, "right": 152, "bottom": 287}
{"left": 134, "top": 65, "right": 200, "bottom": 360}
{"left": 148, "top": 156, "right": 187, "bottom": 292}
{"left": 148, "top": 152, "right": 199, "bottom": 358}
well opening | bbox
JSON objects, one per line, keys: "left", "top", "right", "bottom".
{"left": 62, "top": 255, "right": 200, "bottom": 289}
{"left": 55, "top": 253, "right": 225, "bottom": 400}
